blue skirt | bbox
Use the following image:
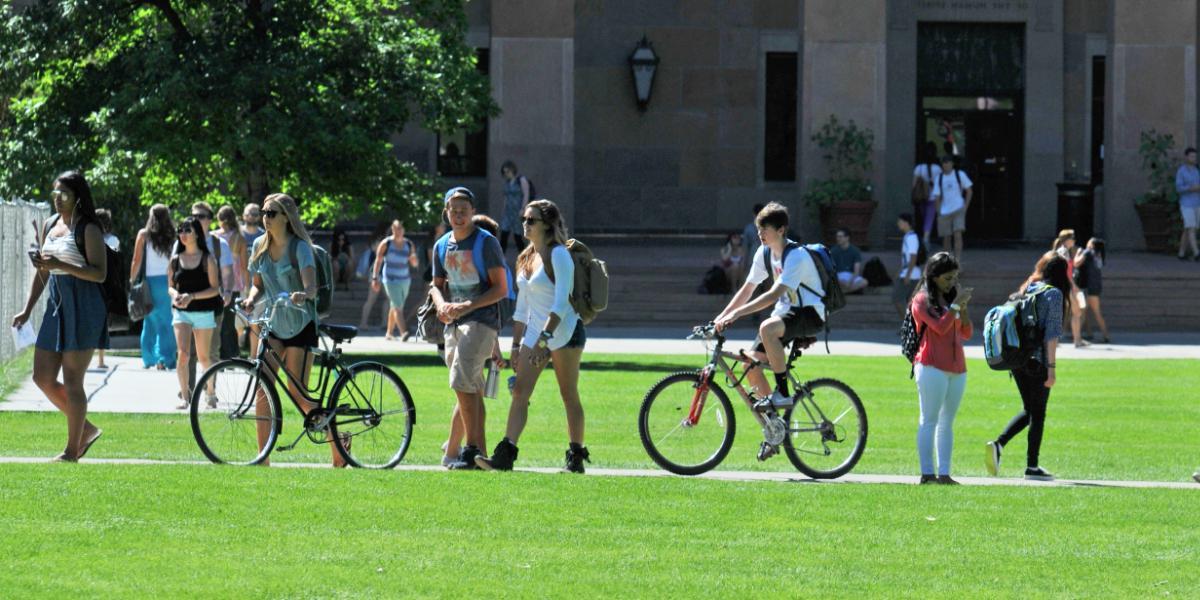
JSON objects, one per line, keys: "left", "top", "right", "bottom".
{"left": 36, "top": 274, "right": 110, "bottom": 353}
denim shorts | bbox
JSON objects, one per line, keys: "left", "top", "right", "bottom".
{"left": 173, "top": 309, "right": 216, "bottom": 329}
{"left": 563, "top": 320, "right": 587, "bottom": 349}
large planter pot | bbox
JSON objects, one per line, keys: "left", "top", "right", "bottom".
{"left": 819, "top": 201, "right": 876, "bottom": 249}
{"left": 1134, "top": 202, "right": 1179, "bottom": 253}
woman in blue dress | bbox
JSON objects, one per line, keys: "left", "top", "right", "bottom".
{"left": 498, "top": 160, "right": 531, "bottom": 252}
{"left": 12, "top": 171, "right": 109, "bottom": 462}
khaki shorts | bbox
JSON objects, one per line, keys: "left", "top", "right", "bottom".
{"left": 444, "top": 321, "right": 498, "bottom": 394}
{"left": 938, "top": 209, "right": 967, "bottom": 234}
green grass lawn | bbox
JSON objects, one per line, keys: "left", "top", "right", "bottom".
{"left": 3, "top": 353, "right": 1198, "bottom": 481}
{"left": 0, "top": 464, "right": 1195, "bottom": 597}
{"left": 2, "top": 353, "right": 1197, "bottom": 596}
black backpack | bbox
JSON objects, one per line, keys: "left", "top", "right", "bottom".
{"left": 899, "top": 305, "right": 924, "bottom": 379}
{"left": 45, "top": 214, "right": 128, "bottom": 319}
{"left": 698, "top": 265, "right": 730, "bottom": 294}
{"left": 862, "top": 256, "right": 892, "bottom": 287}
{"left": 520, "top": 175, "right": 537, "bottom": 201}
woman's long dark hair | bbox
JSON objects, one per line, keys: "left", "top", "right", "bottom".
{"left": 54, "top": 171, "right": 98, "bottom": 224}
{"left": 145, "top": 203, "right": 176, "bottom": 256}
{"left": 1018, "top": 251, "right": 1071, "bottom": 314}
{"left": 330, "top": 227, "right": 350, "bottom": 257}
{"left": 914, "top": 251, "right": 960, "bottom": 311}
{"left": 172, "top": 217, "right": 210, "bottom": 257}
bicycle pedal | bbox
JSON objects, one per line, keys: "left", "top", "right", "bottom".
{"left": 756, "top": 442, "right": 779, "bottom": 462}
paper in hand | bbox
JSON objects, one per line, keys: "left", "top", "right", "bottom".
{"left": 11, "top": 322, "right": 36, "bottom": 351}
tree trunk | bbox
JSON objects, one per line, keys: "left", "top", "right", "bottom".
{"left": 245, "top": 165, "right": 270, "bottom": 205}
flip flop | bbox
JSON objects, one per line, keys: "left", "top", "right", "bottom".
{"left": 78, "top": 430, "right": 103, "bottom": 459}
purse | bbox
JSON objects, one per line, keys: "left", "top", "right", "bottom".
{"left": 127, "top": 245, "right": 154, "bottom": 321}
{"left": 415, "top": 291, "right": 444, "bottom": 345}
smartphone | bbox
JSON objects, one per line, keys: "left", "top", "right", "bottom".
{"left": 27, "top": 249, "right": 39, "bottom": 266}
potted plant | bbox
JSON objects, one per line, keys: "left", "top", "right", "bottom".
{"left": 1134, "top": 129, "right": 1182, "bottom": 253}
{"left": 802, "top": 115, "right": 875, "bottom": 248}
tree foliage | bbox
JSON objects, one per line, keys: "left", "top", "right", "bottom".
{"left": 0, "top": 0, "right": 496, "bottom": 228}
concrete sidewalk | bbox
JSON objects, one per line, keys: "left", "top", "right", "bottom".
{"left": 5, "top": 328, "right": 1199, "bottom": 414}
{"left": 0, "top": 455, "right": 1195, "bottom": 490}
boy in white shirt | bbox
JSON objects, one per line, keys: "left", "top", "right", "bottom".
{"left": 715, "top": 203, "right": 824, "bottom": 411}
{"left": 930, "top": 155, "right": 972, "bottom": 258}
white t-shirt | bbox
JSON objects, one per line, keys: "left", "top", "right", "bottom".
{"left": 900, "top": 231, "right": 922, "bottom": 281}
{"left": 746, "top": 243, "right": 824, "bottom": 318}
{"left": 932, "top": 169, "right": 973, "bottom": 215}
{"left": 912, "top": 163, "right": 942, "bottom": 185}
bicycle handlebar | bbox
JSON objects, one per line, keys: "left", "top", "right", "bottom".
{"left": 688, "top": 322, "right": 725, "bottom": 343}
{"left": 234, "top": 293, "right": 307, "bottom": 329}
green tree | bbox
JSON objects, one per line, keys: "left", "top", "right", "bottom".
{"left": 0, "top": 0, "right": 496, "bottom": 227}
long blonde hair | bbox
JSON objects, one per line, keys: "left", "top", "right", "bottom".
{"left": 217, "top": 205, "right": 247, "bottom": 257}
{"left": 516, "top": 199, "right": 569, "bottom": 278}
{"left": 249, "top": 193, "right": 312, "bottom": 266}
{"left": 1051, "top": 229, "right": 1075, "bottom": 252}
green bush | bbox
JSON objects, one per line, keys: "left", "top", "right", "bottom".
{"left": 802, "top": 115, "right": 874, "bottom": 211}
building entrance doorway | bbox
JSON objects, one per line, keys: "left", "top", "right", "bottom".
{"left": 921, "top": 97, "right": 1023, "bottom": 240}
{"left": 917, "top": 22, "right": 1025, "bottom": 241}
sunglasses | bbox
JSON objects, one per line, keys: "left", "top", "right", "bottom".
{"left": 177, "top": 227, "right": 193, "bottom": 235}
{"left": 192, "top": 213, "right": 213, "bottom": 220}
{"left": 522, "top": 217, "right": 542, "bottom": 225}
{"left": 261, "top": 209, "right": 280, "bottom": 219}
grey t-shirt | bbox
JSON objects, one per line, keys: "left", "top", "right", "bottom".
{"left": 431, "top": 229, "right": 506, "bottom": 330}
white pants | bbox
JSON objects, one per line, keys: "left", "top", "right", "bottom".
{"left": 915, "top": 364, "right": 967, "bottom": 476}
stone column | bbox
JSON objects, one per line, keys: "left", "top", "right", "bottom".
{"left": 1104, "top": 0, "right": 1197, "bottom": 249}
{"left": 489, "top": 0, "right": 576, "bottom": 224}
{"left": 800, "top": 0, "right": 888, "bottom": 247}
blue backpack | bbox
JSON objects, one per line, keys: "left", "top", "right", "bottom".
{"left": 433, "top": 228, "right": 516, "bottom": 302}
{"left": 982, "top": 284, "right": 1052, "bottom": 371}
{"left": 758, "top": 241, "right": 846, "bottom": 315}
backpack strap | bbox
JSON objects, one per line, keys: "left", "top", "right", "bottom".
{"left": 433, "top": 232, "right": 450, "bottom": 279}
{"left": 471, "top": 229, "right": 488, "bottom": 288}
{"left": 955, "top": 169, "right": 964, "bottom": 190}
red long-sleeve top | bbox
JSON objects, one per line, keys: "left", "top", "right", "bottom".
{"left": 910, "top": 291, "right": 973, "bottom": 374}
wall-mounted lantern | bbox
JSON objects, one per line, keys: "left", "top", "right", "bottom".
{"left": 628, "top": 36, "right": 659, "bottom": 112}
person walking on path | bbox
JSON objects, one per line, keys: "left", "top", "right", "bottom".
{"left": 356, "top": 221, "right": 392, "bottom": 331}
{"left": 1052, "top": 229, "right": 1090, "bottom": 348}
{"left": 713, "top": 202, "right": 825, "bottom": 411}
{"left": 1074, "top": 237, "right": 1110, "bottom": 343}
{"left": 476, "top": 200, "right": 590, "bottom": 473}
{"left": 1175, "top": 147, "right": 1200, "bottom": 261}
{"left": 92, "top": 208, "right": 120, "bottom": 370}
{"left": 215, "top": 206, "right": 249, "bottom": 359}
{"left": 911, "top": 142, "right": 941, "bottom": 246}
{"left": 12, "top": 171, "right": 108, "bottom": 462}
{"left": 168, "top": 217, "right": 222, "bottom": 410}
{"left": 985, "top": 251, "right": 1070, "bottom": 482}
{"left": 185, "top": 203, "right": 234, "bottom": 386}
{"left": 831, "top": 228, "right": 868, "bottom": 294}
{"left": 498, "top": 160, "right": 532, "bottom": 253}
{"left": 371, "top": 220, "right": 419, "bottom": 341}
{"left": 129, "top": 204, "right": 178, "bottom": 370}
{"left": 241, "top": 203, "right": 265, "bottom": 250}
{"left": 908, "top": 252, "right": 973, "bottom": 485}
{"left": 241, "top": 193, "right": 345, "bottom": 467}
{"left": 430, "top": 187, "right": 509, "bottom": 469}
{"left": 931, "top": 155, "right": 972, "bottom": 258}
{"left": 892, "top": 214, "right": 923, "bottom": 317}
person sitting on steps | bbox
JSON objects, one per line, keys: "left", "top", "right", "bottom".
{"left": 713, "top": 202, "right": 825, "bottom": 411}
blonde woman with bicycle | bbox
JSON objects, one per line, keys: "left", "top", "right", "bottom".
{"left": 241, "top": 193, "right": 344, "bottom": 467}
{"left": 476, "top": 199, "right": 590, "bottom": 473}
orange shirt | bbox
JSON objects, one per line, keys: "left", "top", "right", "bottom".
{"left": 910, "top": 291, "right": 973, "bottom": 375}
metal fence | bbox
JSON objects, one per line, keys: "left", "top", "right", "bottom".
{"left": 0, "top": 201, "right": 52, "bottom": 363}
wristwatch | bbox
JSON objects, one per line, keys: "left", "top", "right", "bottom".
{"left": 536, "top": 329, "right": 553, "bottom": 349}
{"left": 950, "top": 303, "right": 961, "bottom": 312}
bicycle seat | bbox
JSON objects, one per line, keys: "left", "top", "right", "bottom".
{"left": 791, "top": 337, "right": 817, "bottom": 351}
{"left": 319, "top": 323, "right": 358, "bottom": 344}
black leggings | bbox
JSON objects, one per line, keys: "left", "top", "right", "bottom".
{"left": 996, "top": 360, "right": 1052, "bottom": 468}
{"left": 499, "top": 230, "right": 525, "bottom": 252}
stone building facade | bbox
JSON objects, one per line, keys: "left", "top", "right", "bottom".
{"left": 393, "top": 0, "right": 1200, "bottom": 250}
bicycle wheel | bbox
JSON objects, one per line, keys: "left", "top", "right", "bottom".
{"left": 639, "top": 371, "right": 736, "bottom": 476}
{"left": 327, "top": 361, "right": 415, "bottom": 469}
{"left": 190, "top": 359, "right": 281, "bottom": 466}
{"left": 783, "top": 378, "right": 867, "bottom": 479}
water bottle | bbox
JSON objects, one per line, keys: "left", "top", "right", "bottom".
{"left": 483, "top": 360, "right": 500, "bottom": 399}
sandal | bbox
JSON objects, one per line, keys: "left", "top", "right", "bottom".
{"left": 78, "top": 429, "right": 103, "bottom": 459}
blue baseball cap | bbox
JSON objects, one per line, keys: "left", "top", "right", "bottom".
{"left": 443, "top": 186, "right": 475, "bottom": 205}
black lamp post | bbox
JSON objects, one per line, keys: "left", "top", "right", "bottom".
{"left": 628, "top": 36, "right": 659, "bottom": 112}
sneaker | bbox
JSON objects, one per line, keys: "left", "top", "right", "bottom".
{"left": 206, "top": 394, "right": 218, "bottom": 409}
{"left": 918, "top": 474, "right": 937, "bottom": 485}
{"left": 476, "top": 438, "right": 519, "bottom": 471}
{"left": 1024, "top": 467, "right": 1055, "bottom": 481}
{"left": 448, "top": 445, "right": 483, "bottom": 470}
{"left": 1192, "top": 471, "right": 1199, "bottom": 484}
{"left": 752, "top": 390, "right": 794, "bottom": 412}
{"left": 564, "top": 444, "right": 590, "bottom": 474}
{"left": 985, "top": 441, "right": 1002, "bottom": 476}
{"left": 936, "top": 475, "right": 960, "bottom": 485}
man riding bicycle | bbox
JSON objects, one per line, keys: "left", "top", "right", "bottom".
{"left": 714, "top": 202, "right": 824, "bottom": 411}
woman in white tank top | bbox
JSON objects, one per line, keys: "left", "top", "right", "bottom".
{"left": 130, "top": 204, "right": 179, "bottom": 370}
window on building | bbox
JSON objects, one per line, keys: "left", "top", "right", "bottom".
{"left": 438, "top": 48, "right": 489, "bottom": 177}
{"left": 763, "top": 52, "right": 798, "bottom": 182}
{"left": 1090, "top": 56, "right": 1105, "bottom": 184}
